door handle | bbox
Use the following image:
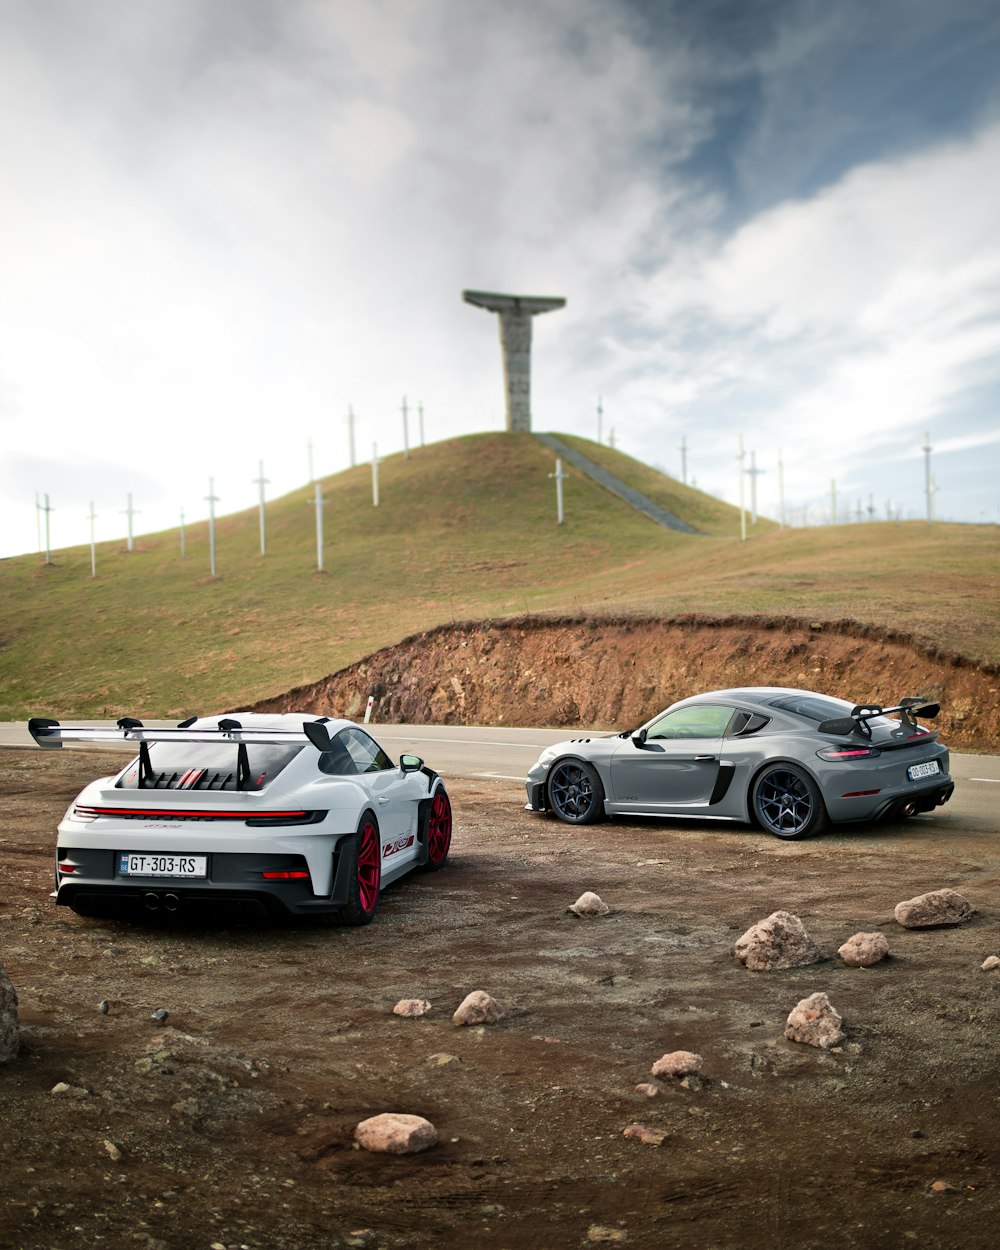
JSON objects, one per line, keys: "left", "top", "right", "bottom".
{"left": 377, "top": 797, "right": 390, "bottom": 805}
{"left": 694, "top": 755, "right": 716, "bottom": 761}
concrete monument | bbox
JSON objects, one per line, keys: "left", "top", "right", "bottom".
{"left": 463, "top": 289, "right": 566, "bottom": 432}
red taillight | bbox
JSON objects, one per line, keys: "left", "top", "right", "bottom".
{"left": 817, "top": 747, "right": 881, "bottom": 760}
{"left": 58, "top": 863, "right": 76, "bottom": 874}
{"left": 842, "top": 789, "right": 881, "bottom": 798}
{"left": 261, "top": 870, "right": 310, "bottom": 880}
{"left": 73, "top": 805, "right": 309, "bottom": 821}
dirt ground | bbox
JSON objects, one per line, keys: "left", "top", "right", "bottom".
{"left": 1, "top": 748, "right": 998, "bottom": 1250}
{"left": 251, "top": 616, "right": 1000, "bottom": 754}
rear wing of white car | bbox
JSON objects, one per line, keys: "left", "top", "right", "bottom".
{"left": 28, "top": 716, "right": 337, "bottom": 791}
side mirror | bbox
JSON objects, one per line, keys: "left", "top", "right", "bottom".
{"left": 631, "top": 728, "right": 648, "bottom": 746}
{"left": 400, "top": 754, "right": 424, "bottom": 773}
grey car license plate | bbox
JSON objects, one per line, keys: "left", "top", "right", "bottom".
{"left": 907, "top": 760, "right": 940, "bottom": 782}
{"left": 118, "top": 853, "right": 207, "bottom": 878}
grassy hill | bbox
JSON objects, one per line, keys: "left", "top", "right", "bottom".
{"left": 2, "top": 431, "right": 998, "bottom": 720}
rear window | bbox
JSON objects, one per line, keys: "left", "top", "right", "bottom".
{"left": 768, "top": 694, "right": 849, "bottom": 722}
{"left": 116, "top": 743, "right": 304, "bottom": 792}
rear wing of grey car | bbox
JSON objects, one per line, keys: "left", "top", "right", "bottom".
{"left": 817, "top": 698, "right": 940, "bottom": 739}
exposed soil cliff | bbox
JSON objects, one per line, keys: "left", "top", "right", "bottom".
{"left": 250, "top": 614, "right": 1000, "bottom": 752}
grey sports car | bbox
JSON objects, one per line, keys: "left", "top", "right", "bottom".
{"left": 524, "top": 687, "right": 954, "bottom": 839}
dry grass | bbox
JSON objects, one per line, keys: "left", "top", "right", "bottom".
{"left": 1, "top": 432, "right": 997, "bottom": 718}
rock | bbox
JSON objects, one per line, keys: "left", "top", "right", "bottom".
{"left": 393, "top": 998, "right": 431, "bottom": 1017}
{"left": 98, "top": 1000, "right": 110, "bottom": 1015}
{"left": 151, "top": 1008, "right": 170, "bottom": 1024}
{"left": 354, "top": 1113, "right": 438, "bottom": 1155}
{"left": 733, "top": 911, "right": 821, "bottom": 971}
{"left": 622, "top": 1122, "right": 667, "bottom": 1146}
{"left": 0, "top": 965, "right": 19, "bottom": 1064}
{"left": 838, "top": 932, "right": 890, "bottom": 967}
{"left": 568, "top": 891, "right": 610, "bottom": 917}
{"left": 980, "top": 955, "right": 1000, "bottom": 971}
{"left": 453, "top": 990, "right": 505, "bottom": 1026}
{"left": 587, "top": 1225, "right": 630, "bottom": 1243}
{"left": 929, "top": 1179, "right": 957, "bottom": 1194}
{"left": 634, "top": 1083, "right": 660, "bottom": 1097}
{"left": 784, "top": 992, "right": 845, "bottom": 1049}
{"left": 894, "top": 889, "right": 974, "bottom": 928}
{"left": 103, "top": 1139, "right": 123, "bottom": 1162}
{"left": 426, "top": 1053, "right": 461, "bottom": 1067}
{"left": 651, "top": 1050, "right": 703, "bottom": 1079}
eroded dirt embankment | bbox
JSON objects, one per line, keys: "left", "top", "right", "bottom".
{"left": 249, "top": 614, "right": 1000, "bottom": 752}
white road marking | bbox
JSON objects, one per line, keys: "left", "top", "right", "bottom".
{"left": 473, "top": 772, "right": 528, "bottom": 781}
{"left": 376, "top": 734, "right": 552, "bottom": 749}
{"left": 970, "top": 777, "right": 1000, "bottom": 783}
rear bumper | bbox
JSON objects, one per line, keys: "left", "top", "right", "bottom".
{"left": 870, "top": 780, "right": 955, "bottom": 822}
{"left": 54, "top": 845, "right": 356, "bottom": 920}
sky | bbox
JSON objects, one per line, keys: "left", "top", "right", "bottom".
{"left": 2, "top": 0, "right": 1000, "bottom": 559}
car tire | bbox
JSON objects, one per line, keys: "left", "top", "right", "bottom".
{"left": 751, "top": 763, "right": 828, "bottom": 839}
{"left": 336, "top": 811, "right": 383, "bottom": 925}
{"left": 419, "top": 786, "right": 452, "bottom": 871}
{"left": 547, "top": 759, "right": 605, "bottom": 825}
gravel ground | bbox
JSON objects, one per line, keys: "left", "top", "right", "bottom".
{"left": 1, "top": 749, "right": 998, "bottom": 1250}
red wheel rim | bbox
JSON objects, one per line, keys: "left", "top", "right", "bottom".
{"left": 428, "top": 791, "right": 452, "bottom": 864}
{"left": 357, "top": 819, "right": 381, "bottom": 912}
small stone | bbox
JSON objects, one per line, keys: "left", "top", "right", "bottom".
{"left": 50, "top": 1082, "right": 72, "bottom": 1096}
{"left": 354, "top": 1113, "right": 438, "bottom": 1155}
{"left": 838, "top": 932, "right": 890, "bottom": 967}
{"left": 634, "top": 1083, "right": 660, "bottom": 1097}
{"left": 151, "top": 1009, "right": 169, "bottom": 1024}
{"left": 568, "top": 891, "right": 610, "bottom": 917}
{"left": 929, "top": 1179, "right": 956, "bottom": 1194}
{"left": 784, "top": 992, "right": 845, "bottom": 1049}
{"left": 587, "top": 1225, "right": 630, "bottom": 1243}
{"left": 980, "top": 955, "right": 1000, "bottom": 971}
{"left": 103, "top": 1140, "right": 123, "bottom": 1162}
{"left": 651, "top": 1050, "right": 702, "bottom": 1079}
{"left": 622, "top": 1123, "right": 667, "bottom": 1146}
{"left": 393, "top": 998, "right": 431, "bottom": 1017}
{"left": 98, "top": 1000, "right": 110, "bottom": 1015}
{"left": 426, "top": 1053, "right": 460, "bottom": 1067}
{"left": 733, "top": 911, "right": 821, "bottom": 971}
{"left": 894, "top": 889, "right": 974, "bottom": 928}
{"left": 452, "top": 990, "right": 505, "bottom": 1026}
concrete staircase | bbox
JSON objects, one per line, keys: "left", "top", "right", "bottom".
{"left": 535, "top": 433, "right": 701, "bottom": 535}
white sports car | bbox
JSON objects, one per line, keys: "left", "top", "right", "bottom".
{"left": 29, "top": 712, "right": 452, "bottom": 925}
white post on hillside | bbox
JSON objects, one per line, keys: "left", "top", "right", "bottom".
{"left": 680, "top": 434, "right": 688, "bottom": 485}
{"left": 922, "top": 432, "right": 933, "bottom": 523}
{"left": 40, "top": 493, "right": 53, "bottom": 565}
{"left": 205, "top": 478, "right": 220, "bottom": 577}
{"left": 307, "top": 438, "right": 315, "bottom": 484}
{"left": 549, "top": 458, "right": 568, "bottom": 524}
{"left": 346, "top": 405, "right": 357, "bottom": 469}
{"left": 745, "top": 450, "right": 766, "bottom": 525}
{"left": 35, "top": 492, "right": 41, "bottom": 552}
{"left": 778, "top": 449, "right": 786, "bottom": 529}
{"left": 371, "top": 443, "right": 380, "bottom": 507}
{"left": 88, "top": 501, "right": 97, "bottom": 577}
{"left": 597, "top": 395, "right": 603, "bottom": 446}
{"left": 401, "top": 396, "right": 410, "bottom": 459}
{"left": 737, "top": 435, "right": 747, "bottom": 541}
{"left": 418, "top": 402, "right": 425, "bottom": 447}
{"left": 312, "top": 481, "right": 326, "bottom": 572}
{"left": 830, "top": 479, "right": 837, "bottom": 525}
{"left": 179, "top": 510, "right": 186, "bottom": 560}
{"left": 608, "top": 429, "right": 616, "bottom": 449}
{"left": 121, "top": 492, "right": 139, "bottom": 552}
{"left": 253, "top": 461, "right": 269, "bottom": 556}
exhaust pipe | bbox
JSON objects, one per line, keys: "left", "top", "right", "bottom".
{"left": 900, "top": 801, "right": 917, "bottom": 818}
{"left": 144, "top": 893, "right": 160, "bottom": 911}
{"left": 164, "top": 894, "right": 180, "bottom": 913}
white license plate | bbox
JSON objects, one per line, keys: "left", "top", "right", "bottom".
{"left": 118, "top": 853, "right": 207, "bottom": 878}
{"left": 907, "top": 760, "right": 940, "bottom": 782}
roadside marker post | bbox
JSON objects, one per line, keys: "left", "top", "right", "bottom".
{"left": 549, "top": 457, "right": 568, "bottom": 524}
{"left": 364, "top": 695, "right": 375, "bottom": 724}
{"left": 205, "top": 478, "right": 220, "bottom": 577}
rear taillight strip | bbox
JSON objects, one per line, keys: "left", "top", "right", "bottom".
{"left": 73, "top": 805, "right": 309, "bottom": 820}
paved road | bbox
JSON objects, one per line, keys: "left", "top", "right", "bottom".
{"left": 2, "top": 720, "right": 997, "bottom": 830}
